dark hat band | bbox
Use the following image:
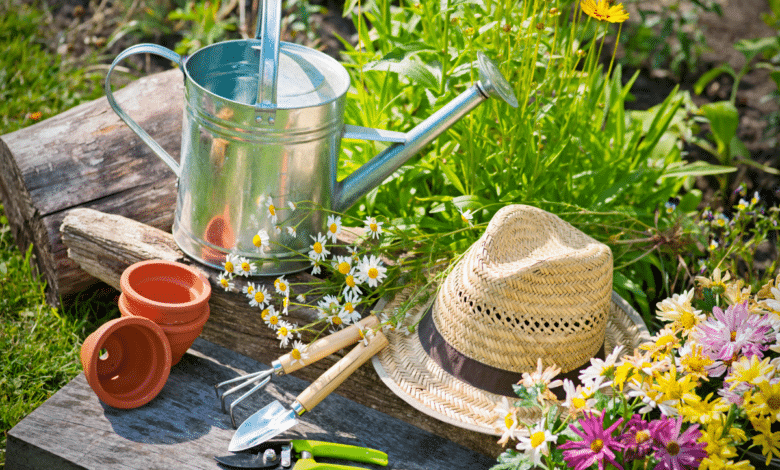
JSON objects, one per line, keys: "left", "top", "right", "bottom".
{"left": 418, "top": 305, "right": 603, "bottom": 399}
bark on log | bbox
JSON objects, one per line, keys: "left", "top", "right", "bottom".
{"left": 0, "top": 69, "right": 183, "bottom": 305}
{"left": 60, "top": 207, "right": 505, "bottom": 458}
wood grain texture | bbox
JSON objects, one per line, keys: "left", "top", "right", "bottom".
{"left": 60, "top": 208, "right": 505, "bottom": 458}
{"left": 6, "top": 338, "right": 497, "bottom": 470}
{"left": 0, "top": 68, "right": 183, "bottom": 304}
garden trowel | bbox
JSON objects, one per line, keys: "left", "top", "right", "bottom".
{"left": 229, "top": 328, "right": 389, "bottom": 452}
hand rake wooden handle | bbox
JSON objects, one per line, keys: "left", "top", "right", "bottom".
{"left": 277, "top": 315, "right": 379, "bottom": 374}
{"left": 295, "top": 329, "right": 389, "bottom": 413}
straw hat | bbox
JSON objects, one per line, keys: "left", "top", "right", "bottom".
{"left": 372, "top": 204, "right": 651, "bottom": 435}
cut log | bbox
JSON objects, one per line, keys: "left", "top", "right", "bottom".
{"left": 60, "top": 207, "right": 505, "bottom": 458}
{"left": 0, "top": 68, "right": 183, "bottom": 305}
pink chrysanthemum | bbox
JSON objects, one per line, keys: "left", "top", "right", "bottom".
{"left": 691, "top": 300, "right": 773, "bottom": 376}
{"left": 620, "top": 414, "right": 653, "bottom": 462}
{"left": 649, "top": 416, "right": 707, "bottom": 470}
{"left": 560, "top": 411, "right": 624, "bottom": 470}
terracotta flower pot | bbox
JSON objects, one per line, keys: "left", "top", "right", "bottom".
{"left": 80, "top": 316, "right": 172, "bottom": 409}
{"left": 119, "top": 260, "right": 211, "bottom": 325}
{"left": 120, "top": 304, "right": 210, "bottom": 366}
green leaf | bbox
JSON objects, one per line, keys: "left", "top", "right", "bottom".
{"left": 660, "top": 161, "right": 737, "bottom": 178}
{"left": 699, "top": 101, "right": 739, "bottom": 161}
{"left": 734, "top": 36, "right": 780, "bottom": 63}
{"left": 693, "top": 65, "right": 735, "bottom": 95}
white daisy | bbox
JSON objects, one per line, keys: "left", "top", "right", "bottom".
{"left": 236, "top": 256, "right": 255, "bottom": 277}
{"left": 308, "top": 233, "right": 330, "bottom": 262}
{"left": 253, "top": 229, "right": 270, "bottom": 252}
{"left": 363, "top": 216, "right": 383, "bottom": 240}
{"left": 276, "top": 321, "right": 295, "bottom": 347}
{"left": 264, "top": 196, "right": 278, "bottom": 224}
{"left": 318, "top": 294, "right": 341, "bottom": 316}
{"left": 578, "top": 345, "right": 625, "bottom": 385}
{"left": 264, "top": 310, "right": 282, "bottom": 330}
{"left": 341, "top": 290, "right": 362, "bottom": 324}
{"left": 515, "top": 417, "right": 556, "bottom": 466}
{"left": 760, "top": 286, "right": 780, "bottom": 313}
{"left": 288, "top": 201, "right": 297, "bottom": 211}
{"left": 342, "top": 268, "right": 363, "bottom": 297}
{"left": 333, "top": 255, "right": 352, "bottom": 276}
{"left": 217, "top": 272, "right": 234, "bottom": 291}
{"left": 286, "top": 225, "right": 297, "bottom": 237}
{"left": 493, "top": 397, "right": 519, "bottom": 446}
{"left": 249, "top": 285, "right": 269, "bottom": 308}
{"left": 260, "top": 305, "right": 275, "bottom": 322}
{"left": 274, "top": 276, "right": 289, "bottom": 296}
{"left": 458, "top": 207, "right": 474, "bottom": 225}
{"left": 325, "top": 214, "right": 342, "bottom": 243}
{"left": 223, "top": 253, "right": 239, "bottom": 276}
{"left": 243, "top": 282, "right": 257, "bottom": 298}
{"left": 356, "top": 255, "right": 387, "bottom": 288}
{"left": 288, "top": 340, "right": 308, "bottom": 366}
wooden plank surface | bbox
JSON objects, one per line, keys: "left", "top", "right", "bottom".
{"left": 0, "top": 68, "right": 182, "bottom": 304}
{"left": 59, "top": 208, "right": 506, "bottom": 458}
{"left": 6, "top": 338, "right": 496, "bottom": 470}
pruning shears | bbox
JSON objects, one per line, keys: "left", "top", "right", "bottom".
{"left": 214, "top": 439, "right": 389, "bottom": 470}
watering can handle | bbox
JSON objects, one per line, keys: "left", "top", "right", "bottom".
{"left": 255, "top": 0, "right": 282, "bottom": 111}
{"left": 104, "top": 44, "right": 183, "bottom": 178}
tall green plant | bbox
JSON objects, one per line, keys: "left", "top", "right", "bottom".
{"left": 333, "top": 0, "right": 727, "bottom": 320}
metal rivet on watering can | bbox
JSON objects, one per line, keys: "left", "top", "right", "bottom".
{"left": 104, "top": 0, "right": 518, "bottom": 276}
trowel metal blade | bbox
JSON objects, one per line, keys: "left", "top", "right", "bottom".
{"left": 228, "top": 400, "right": 298, "bottom": 452}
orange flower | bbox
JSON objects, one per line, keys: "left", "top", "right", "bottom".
{"left": 580, "top": 0, "right": 630, "bottom": 23}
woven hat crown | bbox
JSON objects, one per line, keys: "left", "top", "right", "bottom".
{"left": 434, "top": 204, "right": 612, "bottom": 373}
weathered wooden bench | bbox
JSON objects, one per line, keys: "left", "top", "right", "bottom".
{"left": 0, "top": 70, "right": 506, "bottom": 466}
{"left": 6, "top": 337, "right": 496, "bottom": 469}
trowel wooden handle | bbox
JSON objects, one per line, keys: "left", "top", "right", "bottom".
{"left": 296, "top": 329, "right": 389, "bottom": 413}
{"left": 278, "top": 315, "right": 379, "bottom": 374}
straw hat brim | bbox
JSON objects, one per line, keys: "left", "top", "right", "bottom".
{"left": 371, "top": 287, "right": 652, "bottom": 436}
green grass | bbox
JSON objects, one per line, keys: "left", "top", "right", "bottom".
{"left": 0, "top": 3, "right": 111, "bottom": 468}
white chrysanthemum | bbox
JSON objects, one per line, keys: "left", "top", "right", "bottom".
{"left": 217, "top": 272, "right": 234, "bottom": 291}
{"left": 223, "top": 253, "right": 239, "bottom": 276}
{"left": 249, "top": 285, "right": 269, "bottom": 308}
{"left": 274, "top": 276, "right": 289, "bottom": 296}
{"left": 253, "top": 229, "right": 270, "bottom": 252}
{"left": 326, "top": 215, "right": 342, "bottom": 243}
{"left": 356, "top": 255, "right": 387, "bottom": 288}
{"left": 288, "top": 340, "right": 308, "bottom": 366}
{"left": 458, "top": 207, "right": 474, "bottom": 225}
{"left": 308, "top": 233, "right": 330, "bottom": 262}
{"left": 515, "top": 417, "right": 556, "bottom": 466}
{"left": 264, "top": 196, "right": 278, "bottom": 224}
{"left": 276, "top": 321, "right": 295, "bottom": 347}
{"left": 342, "top": 268, "right": 363, "bottom": 297}
{"left": 243, "top": 282, "right": 257, "bottom": 298}
{"left": 363, "top": 216, "right": 383, "bottom": 240}
{"left": 341, "top": 290, "right": 362, "bottom": 324}
{"left": 493, "top": 397, "right": 519, "bottom": 446}
{"left": 236, "top": 256, "right": 255, "bottom": 277}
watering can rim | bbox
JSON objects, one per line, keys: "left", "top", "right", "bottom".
{"left": 180, "top": 39, "right": 351, "bottom": 111}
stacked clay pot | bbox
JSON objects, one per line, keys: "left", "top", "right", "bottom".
{"left": 81, "top": 260, "right": 211, "bottom": 408}
{"left": 118, "top": 259, "right": 211, "bottom": 366}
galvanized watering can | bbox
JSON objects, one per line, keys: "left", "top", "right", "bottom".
{"left": 105, "top": 0, "right": 518, "bottom": 275}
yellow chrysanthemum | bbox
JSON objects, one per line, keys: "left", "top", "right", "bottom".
{"left": 580, "top": 0, "right": 629, "bottom": 23}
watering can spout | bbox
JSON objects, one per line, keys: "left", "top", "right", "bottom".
{"left": 333, "top": 52, "right": 518, "bottom": 213}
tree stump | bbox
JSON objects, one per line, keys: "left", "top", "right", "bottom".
{"left": 0, "top": 69, "right": 183, "bottom": 305}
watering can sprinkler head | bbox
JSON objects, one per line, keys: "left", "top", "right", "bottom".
{"left": 333, "top": 52, "right": 518, "bottom": 212}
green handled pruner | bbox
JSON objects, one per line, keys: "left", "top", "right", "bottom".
{"left": 214, "top": 439, "right": 388, "bottom": 470}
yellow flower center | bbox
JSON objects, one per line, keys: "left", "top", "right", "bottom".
{"left": 329, "top": 223, "right": 338, "bottom": 234}
{"left": 269, "top": 315, "right": 278, "bottom": 325}
{"left": 346, "top": 275, "right": 356, "bottom": 288}
{"left": 368, "top": 267, "right": 379, "bottom": 279}
{"left": 313, "top": 242, "right": 323, "bottom": 254}
{"left": 254, "top": 291, "right": 265, "bottom": 303}
{"left": 332, "top": 315, "right": 342, "bottom": 326}
{"left": 590, "top": 439, "right": 603, "bottom": 452}
{"left": 370, "top": 223, "right": 378, "bottom": 232}
{"left": 252, "top": 234, "right": 263, "bottom": 247}
{"left": 278, "top": 326, "right": 288, "bottom": 337}
{"left": 572, "top": 397, "right": 586, "bottom": 409}
{"left": 241, "top": 262, "right": 251, "bottom": 272}
{"left": 504, "top": 413, "right": 514, "bottom": 430}
{"left": 291, "top": 349, "right": 302, "bottom": 361}
{"left": 268, "top": 205, "right": 276, "bottom": 216}
{"left": 666, "top": 441, "right": 680, "bottom": 456}
{"left": 246, "top": 285, "right": 255, "bottom": 294}
{"left": 531, "top": 431, "right": 546, "bottom": 448}
{"left": 278, "top": 282, "right": 287, "bottom": 292}
{"left": 338, "top": 262, "right": 350, "bottom": 275}
{"left": 224, "top": 261, "right": 234, "bottom": 273}
{"left": 220, "top": 278, "right": 229, "bottom": 287}
{"left": 344, "top": 302, "right": 354, "bottom": 313}
{"left": 679, "top": 311, "right": 696, "bottom": 329}
{"left": 730, "top": 331, "right": 737, "bottom": 342}
{"left": 635, "top": 430, "right": 650, "bottom": 444}
{"left": 461, "top": 214, "right": 469, "bottom": 223}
